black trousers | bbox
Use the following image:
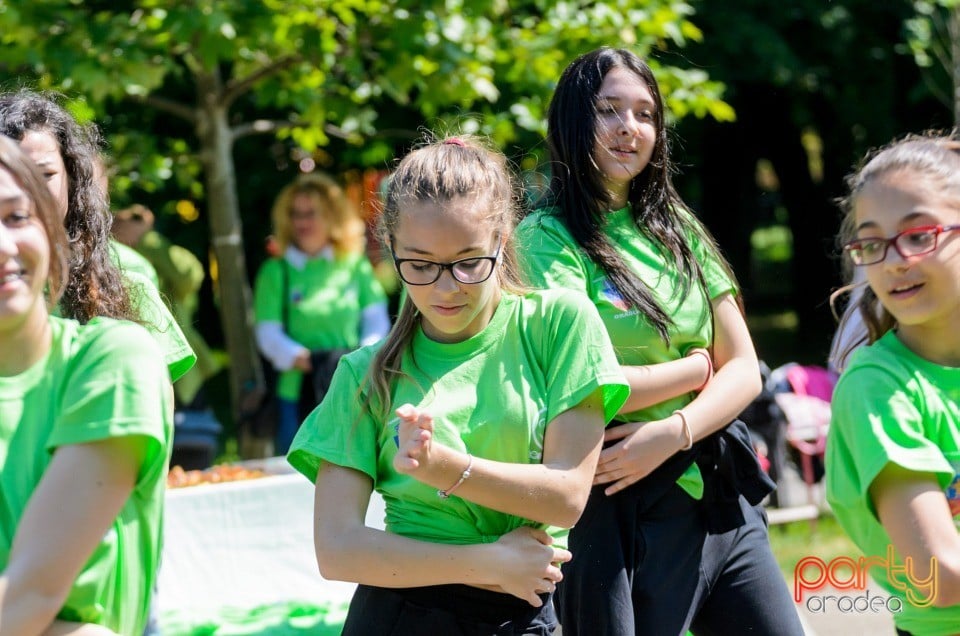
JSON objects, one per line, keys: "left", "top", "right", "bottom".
{"left": 342, "top": 584, "right": 557, "bottom": 636}
{"left": 556, "top": 484, "right": 804, "bottom": 636}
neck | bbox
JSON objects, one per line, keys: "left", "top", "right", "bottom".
{"left": 0, "top": 304, "right": 52, "bottom": 376}
{"left": 897, "top": 320, "right": 960, "bottom": 367}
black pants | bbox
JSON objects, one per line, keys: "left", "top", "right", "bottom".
{"left": 557, "top": 485, "right": 804, "bottom": 636}
{"left": 342, "top": 584, "right": 557, "bottom": 636}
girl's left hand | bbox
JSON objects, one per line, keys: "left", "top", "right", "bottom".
{"left": 392, "top": 404, "right": 434, "bottom": 474}
{"left": 594, "top": 417, "right": 681, "bottom": 495}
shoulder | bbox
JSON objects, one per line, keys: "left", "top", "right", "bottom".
{"left": 58, "top": 317, "right": 166, "bottom": 382}
{"left": 515, "top": 288, "right": 598, "bottom": 326}
{"left": 77, "top": 317, "right": 164, "bottom": 357}
{"left": 337, "top": 340, "right": 384, "bottom": 377}
{"left": 517, "top": 207, "right": 569, "bottom": 236}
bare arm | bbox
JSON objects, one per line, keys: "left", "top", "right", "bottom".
{"left": 42, "top": 621, "right": 119, "bottom": 635}
{"left": 677, "top": 292, "right": 761, "bottom": 441}
{"left": 0, "top": 436, "right": 146, "bottom": 635}
{"left": 618, "top": 349, "right": 712, "bottom": 414}
{"left": 871, "top": 464, "right": 960, "bottom": 607}
{"left": 313, "top": 463, "right": 569, "bottom": 607}
{"left": 595, "top": 292, "right": 760, "bottom": 494}
{"left": 393, "top": 390, "right": 607, "bottom": 528}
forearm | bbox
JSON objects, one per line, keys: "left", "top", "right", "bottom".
{"left": 411, "top": 447, "right": 593, "bottom": 528}
{"left": 680, "top": 355, "right": 761, "bottom": 442}
{"left": 0, "top": 576, "right": 64, "bottom": 636}
{"left": 618, "top": 353, "right": 709, "bottom": 414}
{"left": 43, "top": 621, "right": 119, "bottom": 636}
{"left": 315, "top": 524, "right": 499, "bottom": 587}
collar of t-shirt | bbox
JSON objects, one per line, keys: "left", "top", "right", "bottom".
{"left": 284, "top": 244, "right": 334, "bottom": 270}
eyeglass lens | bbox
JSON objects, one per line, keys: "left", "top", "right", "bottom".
{"left": 398, "top": 258, "right": 494, "bottom": 285}
{"left": 847, "top": 226, "right": 946, "bottom": 265}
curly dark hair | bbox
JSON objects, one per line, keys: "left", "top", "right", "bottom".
{"left": 0, "top": 89, "right": 134, "bottom": 322}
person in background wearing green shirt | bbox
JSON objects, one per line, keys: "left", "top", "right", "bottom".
{"left": 287, "top": 134, "right": 629, "bottom": 635}
{"left": 0, "top": 135, "right": 171, "bottom": 636}
{"left": 515, "top": 48, "right": 802, "bottom": 635}
{"left": 112, "top": 203, "right": 222, "bottom": 409}
{"left": 255, "top": 171, "right": 390, "bottom": 454}
{"left": 0, "top": 90, "right": 195, "bottom": 385}
{"left": 826, "top": 134, "right": 960, "bottom": 636}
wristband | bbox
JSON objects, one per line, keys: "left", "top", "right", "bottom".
{"left": 672, "top": 410, "right": 694, "bottom": 451}
{"left": 688, "top": 349, "right": 713, "bottom": 392}
{"left": 438, "top": 454, "right": 473, "bottom": 499}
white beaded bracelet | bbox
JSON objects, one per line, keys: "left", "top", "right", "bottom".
{"left": 438, "top": 454, "right": 473, "bottom": 499}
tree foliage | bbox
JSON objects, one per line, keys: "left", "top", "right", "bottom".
{"left": 0, "top": 0, "right": 730, "bottom": 433}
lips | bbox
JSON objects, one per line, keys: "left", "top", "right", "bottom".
{"left": 431, "top": 304, "right": 466, "bottom": 316}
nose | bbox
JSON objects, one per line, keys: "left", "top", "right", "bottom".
{"left": 434, "top": 267, "right": 461, "bottom": 292}
{"left": 881, "top": 241, "right": 910, "bottom": 270}
{"left": 0, "top": 224, "right": 16, "bottom": 259}
{"left": 618, "top": 111, "right": 641, "bottom": 136}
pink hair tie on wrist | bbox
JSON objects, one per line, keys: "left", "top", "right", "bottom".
{"left": 444, "top": 137, "right": 465, "bottom": 147}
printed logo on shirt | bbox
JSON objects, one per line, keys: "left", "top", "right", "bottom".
{"left": 388, "top": 416, "right": 400, "bottom": 448}
{"left": 529, "top": 407, "right": 547, "bottom": 462}
{"left": 944, "top": 466, "right": 960, "bottom": 518}
{"left": 290, "top": 288, "right": 304, "bottom": 304}
{"left": 601, "top": 279, "right": 629, "bottom": 311}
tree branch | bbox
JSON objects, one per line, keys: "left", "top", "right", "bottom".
{"left": 231, "top": 118, "right": 357, "bottom": 142}
{"left": 223, "top": 54, "right": 304, "bottom": 107}
{"left": 135, "top": 94, "right": 197, "bottom": 124}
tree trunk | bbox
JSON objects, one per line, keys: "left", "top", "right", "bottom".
{"left": 194, "top": 73, "right": 265, "bottom": 446}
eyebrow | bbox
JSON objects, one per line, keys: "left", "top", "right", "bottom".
{"left": 0, "top": 194, "right": 28, "bottom": 206}
{"left": 596, "top": 95, "right": 655, "bottom": 106}
{"left": 855, "top": 211, "right": 929, "bottom": 232}
{"left": 401, "top": 245, "right": 486, "bottom": 258}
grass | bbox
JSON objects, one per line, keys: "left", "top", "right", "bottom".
{"left": 768, "top": 513, "right": 862, "bottom": 583}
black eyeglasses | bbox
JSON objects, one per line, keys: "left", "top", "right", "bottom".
{"left": 390, "top": 239, "right": 502, "bottom": 286}
{"left": 843, "top": 224, "right": 960, "bottom": 266}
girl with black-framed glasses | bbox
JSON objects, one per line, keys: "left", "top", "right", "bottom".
{"left": 287, "top": 134, "right": 629, "bottom": 635}
{"left": 826, "top": 134, "right": 960, "bottom": 636}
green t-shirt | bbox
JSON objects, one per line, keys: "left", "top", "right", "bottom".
{"left": 110, "top": 239, "right": 196, "bottom": 382}
{"left": 826, "top": 331, "right": 960, "bottom": 636}
{"left": 111, "top": 239, "right": 159, "bottom": 288}
{"left": 287, "top": 289, "right": 629, "bottom": 547}
{"left": 0, "top": 316, "right": 173, "bottom": 635}
{"left": 254, "top": 253, "right": 387, "bottom": 400}
{"left": 515, "top": 206, "right": 736, "bottom": 497}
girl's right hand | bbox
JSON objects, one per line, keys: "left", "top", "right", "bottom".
{"left": 487, "top": 526, "right": 570, "bottom": 607}
{"left": 393, "top": 404, "right": 435, "bottom": 474}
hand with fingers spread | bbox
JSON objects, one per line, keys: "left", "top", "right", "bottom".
{"left": 392, "top": 404, "right": 436, "bottom": 474}
{"left": 594, "top": 414, "right": 685, "bottom": 495}
{"left": 487, "top": 526, "right": 570, "bottom": 607}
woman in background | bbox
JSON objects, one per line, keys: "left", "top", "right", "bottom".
{"left": 254, "top": 171, "right": 389, "bottom": 454}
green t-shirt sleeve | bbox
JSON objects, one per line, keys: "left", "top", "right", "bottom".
{"left": 253, "top": 259, "right": 284, "bottom": 324}
{"left": 48, "top": 319, "right": 171, "bottom": 489}
{"left": 287, "top": 353, "right": 378, "bottom": 483}
{"left": 516, "top": 214, "right": 592, "bottom": 293}
{"left": 682, "top": 213, "right": 736, "bottom": 300}
{"left": 355, "top": 256, "right": 387, "bottom": 309}
{"left": 538, "top": 291, "right": 629, "bottom": 425}
{"left": 827, "top": 363, "right": 954, "bottom": 519}
{"left": 125, "top": 271, "right": 196, "bottom": 382}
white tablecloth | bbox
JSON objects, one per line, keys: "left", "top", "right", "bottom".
{"left": 157, "top": 459, "right": 386, "bottom": 620}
